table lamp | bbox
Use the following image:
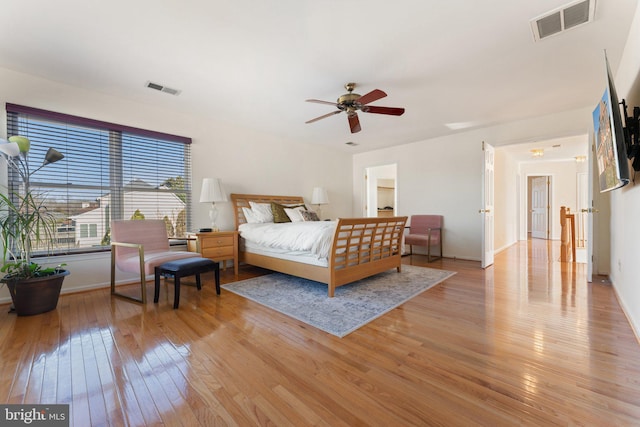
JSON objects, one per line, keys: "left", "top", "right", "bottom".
{"left": 199, "top": 178, "right": 227, "bottom": 231}
{"left": 311, "top": 187, "right": 329, "bottom": 219}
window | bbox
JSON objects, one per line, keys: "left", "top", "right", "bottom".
{"left": 89, "top": 224, "right": 98, "bottom": 238}
{"left": 5, "top": 103, "right": 192, "bottom": 255}
{"left": 79, "top": 224, "right": 98, "bottom": 238}
{"left": 80, "top": 224, "right": 89, "bottom": 239}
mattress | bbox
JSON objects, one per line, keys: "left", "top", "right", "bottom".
{"left": 241, "top": 240, "right": 329, "bottom": 267}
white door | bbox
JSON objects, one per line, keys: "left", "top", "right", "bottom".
{"left": 577, "top": 173, "right": 588, "bottom": 248}
{"left": 587, "top": 137, "right": 595, "bottom": 281}
{"left": 481, "top": 141, "right": 495, "bottom": 268}
{"left": 531, "top": 176, "right": 549, "bottom": 239}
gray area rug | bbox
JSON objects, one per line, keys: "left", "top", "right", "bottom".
{"left": 222, "top": 265, "right": 456, "bottom": 337}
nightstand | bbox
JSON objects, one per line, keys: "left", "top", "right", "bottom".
{"left": 187, "top": 231, "right": 238, "bottom": 278}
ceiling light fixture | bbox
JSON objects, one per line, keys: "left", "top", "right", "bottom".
{"left": 575, "top": 155, "right": 586, "bottom": 163}
{"left": 444, "top": 121, "right": 478, "bottom": 131}
{"left": 531, "top": 149, "right": 544, "bottom": 158}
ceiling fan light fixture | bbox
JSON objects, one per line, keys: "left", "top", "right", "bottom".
{"left": 305, "top": 82, "right": 405, "bottom": 133}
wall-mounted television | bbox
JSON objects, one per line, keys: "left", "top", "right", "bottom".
{"left": 592, "top": 55, "right": 630, "bottom": 192}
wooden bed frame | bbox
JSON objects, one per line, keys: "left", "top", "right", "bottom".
{"left": 231, "top": 194, "right": 407, "bottom": 297}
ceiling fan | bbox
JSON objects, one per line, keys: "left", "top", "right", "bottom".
{"left": 305, "top": 82, "right": 405, "bottom": 133}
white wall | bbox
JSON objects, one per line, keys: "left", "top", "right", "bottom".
{"left": 608, "top": 4, "right": 640, "bottom": 337}
{"left": 0, "top": 67, "right": 352, "bottom": 302}
{"left": 494, "top": 149, "right": 519, "bottom": 252}
{"left": 518, "top": 160, "right": 585, "bottom": 241}
{"left": 354, "top": 135, "right": 483, "bottom": 260}
{"left": 353, "top": 108, "right": 594, "bottom": 261}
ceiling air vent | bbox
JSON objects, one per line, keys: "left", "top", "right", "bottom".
{"left": 145, "top": 81, "right": 181, "bottom": 96}
{"left": 530, "top": 0, "right": 595, "bottom": 42}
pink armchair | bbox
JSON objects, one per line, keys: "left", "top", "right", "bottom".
{"left": 405, "top": 215, "right": 443, "bottom": 262}
{"left": 110, "top": 219, "right": 201, "bottom": 303}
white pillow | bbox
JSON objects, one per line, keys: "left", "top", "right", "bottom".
{"left": 242, "top": 207, "right": 259, "bottom": 224}
{"left": 284, "top": 207, "right": 305, "bottom": 222}
{"left": 248, "top": 202, "right": 274, "bottom": 223}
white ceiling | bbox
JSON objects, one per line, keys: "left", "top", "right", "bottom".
{"left": 498, "top": 134, "right": 589, "bottom": 162}
{"left": 0, "top": 1, "right": 637, "bottom": 159}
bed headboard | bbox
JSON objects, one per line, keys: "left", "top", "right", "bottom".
{"left": 230, "top": 193, "right": 306, "bottom": 230}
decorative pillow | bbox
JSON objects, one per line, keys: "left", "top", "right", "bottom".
{"left": 271, "top": 202, "right": 291, "bottom": 223}
{"left": 300, "top": 210, "right": 320, "bottom": 222}
{"left": 249, "top": 202, "right": 274, "bottom": 223}
{"left": 271, "top": 202, "right": 306, "bottom": 223}
{"left": 284, "top": 207, "right": 306, "bottom": 222}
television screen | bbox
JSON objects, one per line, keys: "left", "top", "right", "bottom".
{"left": 592, "top": 56, "right": 630, "bottom": 192}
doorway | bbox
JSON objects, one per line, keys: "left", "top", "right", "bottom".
{"left": 529, "top": 175, "right": 551, "bottom": 239}
{"left": 365, "top": 164, "right": 397, "bottom": 218}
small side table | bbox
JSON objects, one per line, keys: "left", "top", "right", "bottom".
{"left": 187, "top": 231, "right": 239, "bottom": 278}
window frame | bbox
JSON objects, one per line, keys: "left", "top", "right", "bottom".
{"left": 4, "top": 103, "right": 193, "bottom": 257}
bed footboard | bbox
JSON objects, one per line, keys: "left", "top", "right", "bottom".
{"left": 328, "top": 216, "right": 407, "bottom": 296}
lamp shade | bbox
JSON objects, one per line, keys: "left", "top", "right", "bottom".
{"left": 43, "top": 147, "right": 64, "bottom": 165}
{"left": 199, "top": 178, "right": 228, "bottom": 203}
{"left": 311, "top": 187, "right": 329, "bottom": 205}
{"left": 8, "top": 135, "right": 30, "bottom": 153}
{"left": 0, "top": 140, "right": 21, "bottom": 157}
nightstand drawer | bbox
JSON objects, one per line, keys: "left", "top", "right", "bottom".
{"left": 202, "top": 246, "right": 234, "bottom": 259}
{"left": 201, "top": 236, "right": 234, "bottom": 249}
{"left": 188, "top": 231, "right": 238, "bottom": 278}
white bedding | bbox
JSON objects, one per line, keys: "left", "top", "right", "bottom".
{"left": 241, "top": 240, "right": 329, "bottom": 267}
{"left": 238, "top": 221, "right": 337, "bottom": 260}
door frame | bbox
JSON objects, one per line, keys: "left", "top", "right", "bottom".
{"left": 528, "top": 175, "right": 552, "bottom": 239}
{"left": 364, "top": 164, "right": 397, "bottom": 218}
{"left": 519, "top": 173, "right": 554, "bottom": 241}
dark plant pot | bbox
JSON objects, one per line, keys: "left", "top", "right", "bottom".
{"left": 5, "top": 270, "right": 70, "bottom": 316}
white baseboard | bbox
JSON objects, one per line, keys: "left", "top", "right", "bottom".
{"left": 611, "top": 281, "right": 640, "bottom": 345}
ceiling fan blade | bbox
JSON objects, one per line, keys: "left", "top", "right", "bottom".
{"left": 357, "top": 89, "right": 387, "bottom": 105}
{"left": 306, "top": 110, "right": 341, "bottom": 124}
{"left": 348, "top": 113, "right": 361, "bottom": 133}
{"left": 362, "top": 105, "right": 405, "bottom": 116}
{"left": 306, "top": 99, "right": 338, "bottom": 106}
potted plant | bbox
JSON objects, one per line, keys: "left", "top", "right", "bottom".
{"left": 0, "top": 135, "right": 68, "bottom": 316}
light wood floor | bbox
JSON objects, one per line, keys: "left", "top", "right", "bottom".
{"left": 1, "top": 239, "right": 640, "bottom": 426}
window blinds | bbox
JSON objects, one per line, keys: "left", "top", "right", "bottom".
{"left": 5, "top": 103, "right": 192, "bottom": 255}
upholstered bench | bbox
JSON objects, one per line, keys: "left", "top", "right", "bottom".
{"left": 154, "top": 257, "right": 220, "bottom": 308}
